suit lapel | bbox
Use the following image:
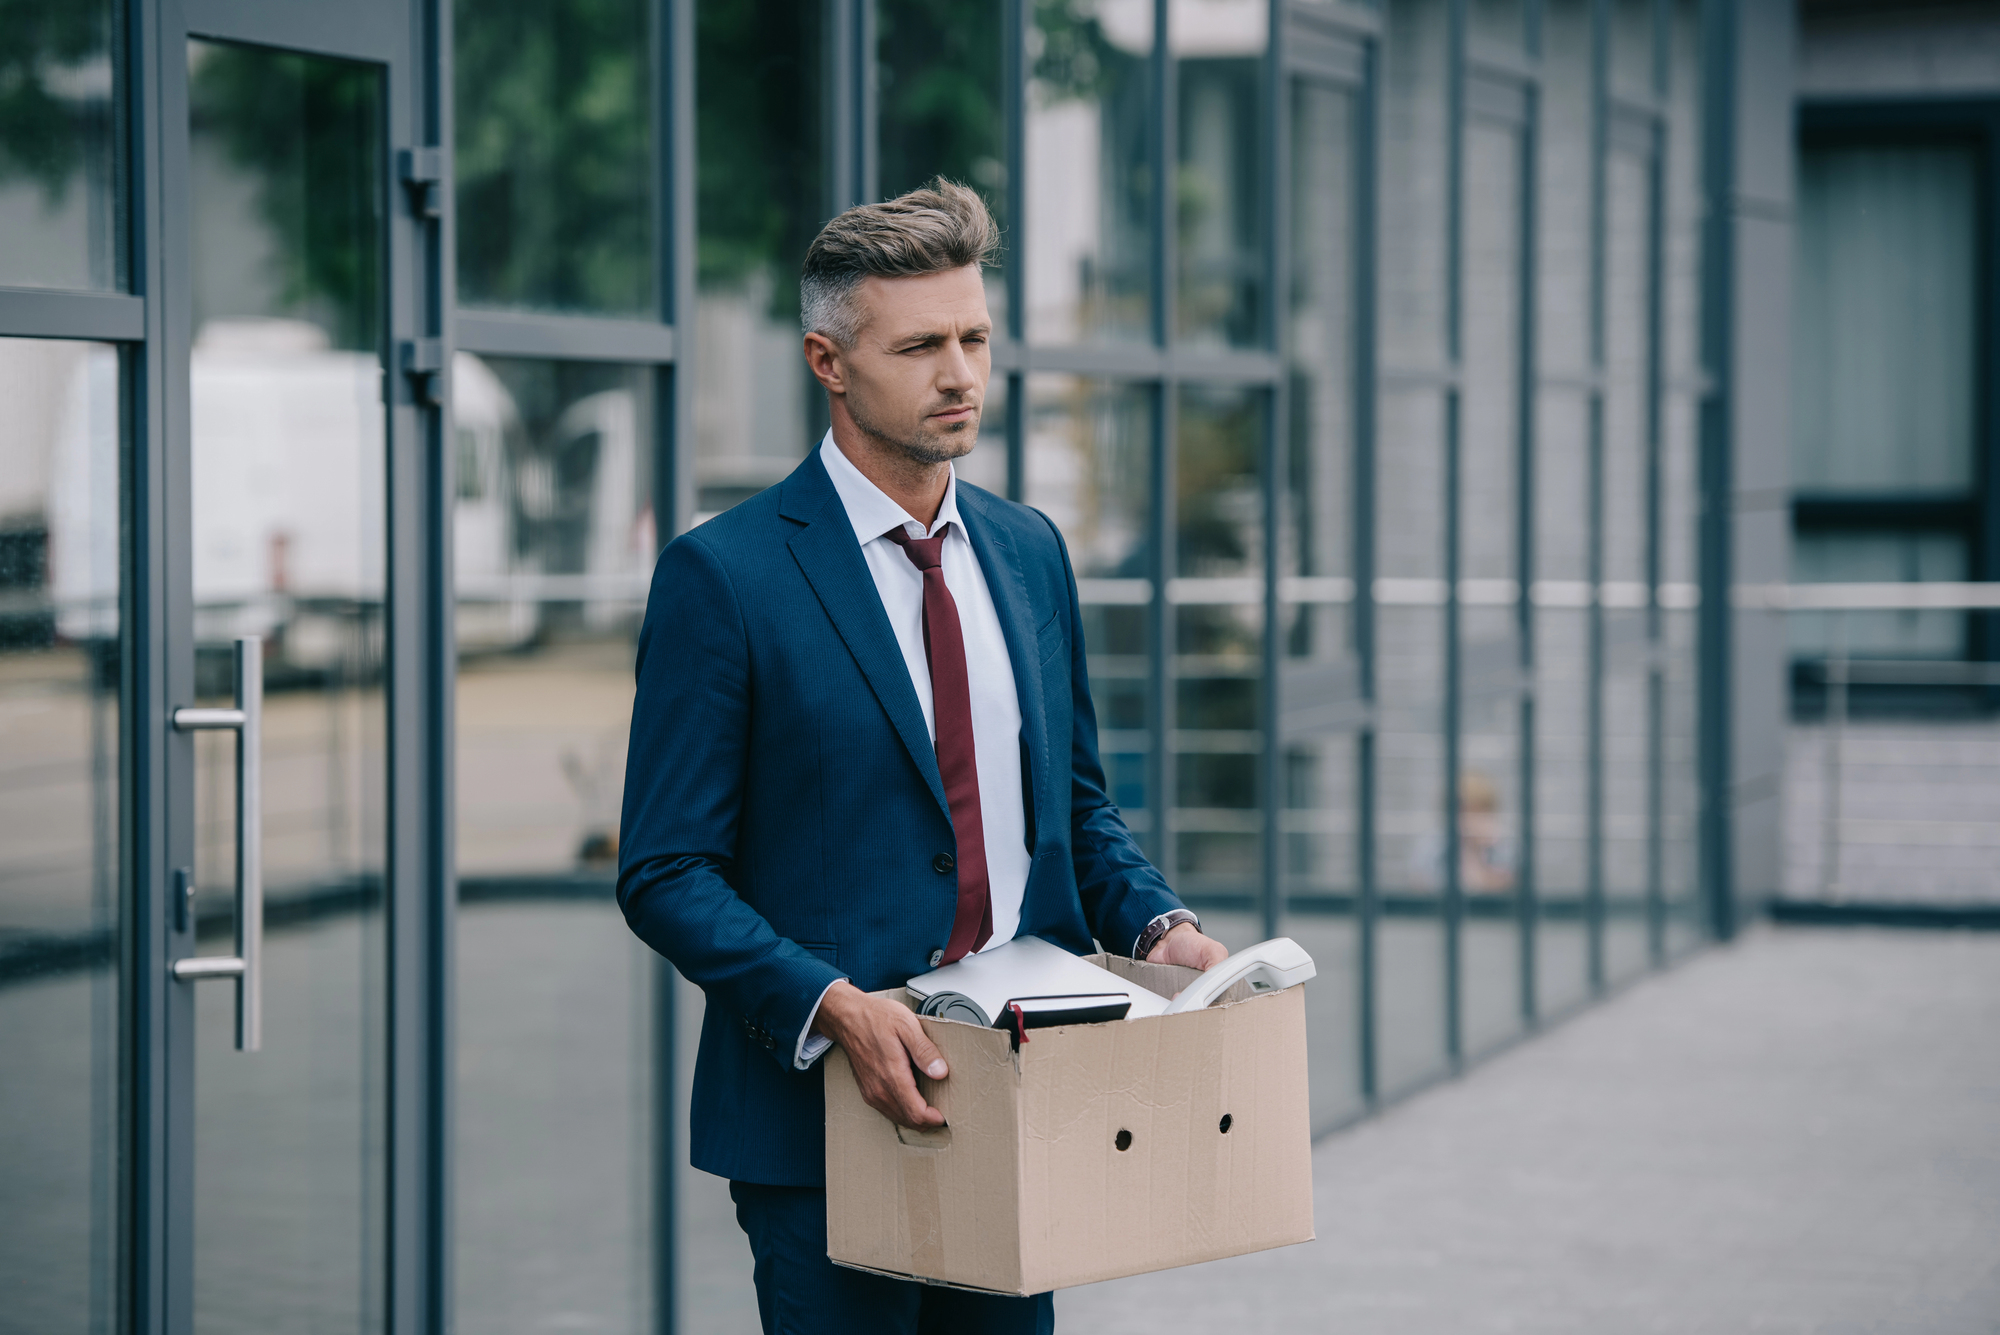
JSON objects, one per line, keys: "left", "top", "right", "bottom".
{"left": 782, "top": 453, "right": 950, "bottom": 818}
{"left": 959, "top": 486, "right": 1050, "bottom": 839}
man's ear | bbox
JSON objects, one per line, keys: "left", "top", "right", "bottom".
{"left": 803, "top": 332, "right": 845, "bottom": 394}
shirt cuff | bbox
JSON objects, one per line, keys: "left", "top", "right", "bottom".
{"left": 793, "top": 977, "right": 847, "bottom": 1071}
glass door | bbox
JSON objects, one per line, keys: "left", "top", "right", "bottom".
{"left": 162, "top": 5, "right": 415, "bottom": 1328}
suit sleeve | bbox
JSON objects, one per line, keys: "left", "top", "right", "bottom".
{"left": 1039, "top": 512, "right": 1188, "bottom": 954}
{"left": 616, "top": 532, "right": 845, "bottom": 1071}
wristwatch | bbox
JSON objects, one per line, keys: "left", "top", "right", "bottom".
{"left": 1133, "top": 909, "right": 1200, "bottom": 961}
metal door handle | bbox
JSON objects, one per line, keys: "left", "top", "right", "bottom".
{"left": 171, "top": 636, "right": 263, "bottom": 1052}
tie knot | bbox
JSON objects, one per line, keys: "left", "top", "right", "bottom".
{"left": 883, "top": 523, "right": 947, "bottom": 571}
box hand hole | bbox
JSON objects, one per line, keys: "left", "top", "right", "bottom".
{"left": 1114, "top": 1128, "right": 1132, "bottom": 1151}
{"left": 1218, "top": 1113, "right": 1232, "bottom": 1134}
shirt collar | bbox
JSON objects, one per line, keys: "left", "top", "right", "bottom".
{"left": 818, "top": 430, "right": 962, "bottom": 546}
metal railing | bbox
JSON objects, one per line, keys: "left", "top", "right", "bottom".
{"left": 1767, "top": 583, "right": 2000, "bottom": 909}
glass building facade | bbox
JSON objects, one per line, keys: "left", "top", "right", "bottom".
{"left": 0, "top": 0, "right": 1786, "bottom": 1331}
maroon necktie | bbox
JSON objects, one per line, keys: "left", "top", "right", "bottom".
{"left": 883, "top": 523, "right": 993, "bottom": 962}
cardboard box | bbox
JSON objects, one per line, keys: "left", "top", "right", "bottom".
{"left": 824, "top": 954, "right": 1315, "bottom": 1295}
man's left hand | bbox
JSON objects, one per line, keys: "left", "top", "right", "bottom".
{"left": 1146, "top": 921, "right": 1229, "bottom": 971}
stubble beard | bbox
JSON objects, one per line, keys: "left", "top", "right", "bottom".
{"left": 848, "top": 392, "right": 980, "bottom": 468}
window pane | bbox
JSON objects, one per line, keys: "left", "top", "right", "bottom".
{"left": 1175, "top": 384, "right": 1265, "bottom": 905}
{"left": 696, "top": 0, "right": 826, "bottom": 519}
{"left": 0, "top": 337, "right": 121, "bottom": 1332}
{"left": 1173, "top": 0, "right": 1266, "bottom": 348}
{"left": 1375, "top": 386, "right": 1449, "bottom": 1092}
{"left": 1538, "top": 0, "right": 1593, "bottom": 377}
{"left": 1660, "top": 0, "right": 1705, "bottom": 954}
{"left": 1793, "top": 142, "right": 1979, "bottom": 495}
{"left": 1534, "top": 0, "right": 1594, "bottom": 1010}
{"left": 1375, "top": 0, "right": 1451, "bottom": 1093}
{"left": 186, "top": 40, "right": 387, "bottom": 1331}
{"left": 452, "top": 356, "right": 665, "bottom": 1333}
{"left": 1790, "top": 531, "right": 1969, "bottom": 660}
{"left": 455, "top": 0, "right": 656, "bottom": 314}
{"left": 1282, "top": 76, "right": 1361, "bottom": 1126}
{"left": 1380, "top": 0, "right": 1451, "bottom": 367}
{"left": 1473, "top": 0, "right": 1527, "bottom": 51}
{"left": 1026, "top": 375, "right": 1154, "bottom": 832}
{"left": 1460, "top": 115, "right": 1526, "bottom": 1054}
{"left": 1534, "top": 391, "right": 1591, "bottom": 1012}
{"left": 1612, "top": 0, "right": 1656, "bottom": 99}
{"left": 878, "top": 0, "right": 1008, "bottom": 329}
{"left": 0, "top": 0, "right": 123, "bottom": 290}
{"left": 1026, "top": 0, "right": 1154, "bottom": 344}
{"left": 1604, "top": 144, "right": 1655, "bottom": 983}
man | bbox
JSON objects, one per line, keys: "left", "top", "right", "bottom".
{"left": 618, "top": 180, "right": 1228, "bottom": 1334}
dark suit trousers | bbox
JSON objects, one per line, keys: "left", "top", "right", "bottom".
{"left": 729, "top": 1181, "right": 1056, "bottom": 1335}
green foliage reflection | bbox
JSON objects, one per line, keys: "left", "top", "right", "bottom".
{"left": 878, "top": 0, "right": 1003, "bottom": 226}
{"left": 697, "top": 0, "right": 824, "bottom": 311}
{"left": 0, "top": 0, "right": 114, "bottom": 201}
{"left": 455, "top": 0, "right": 654, "bottom": 313}
{"left": 188, "top": 42, "right": 382, "bottom": 351}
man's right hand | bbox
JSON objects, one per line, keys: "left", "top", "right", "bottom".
{"left": 811, "top": 980, "right": 949, "bottom": 1130}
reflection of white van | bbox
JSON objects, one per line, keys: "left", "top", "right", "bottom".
{"left": 49, "top": 321, "right": 540, "bottom": 666}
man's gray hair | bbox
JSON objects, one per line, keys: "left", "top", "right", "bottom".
{"left": 801, "top": 179, "right": 999, "bottom": 347}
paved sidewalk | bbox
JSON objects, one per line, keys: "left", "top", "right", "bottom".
{"left": 1059, "top": 926, "right": 2000, "bottom": 1334}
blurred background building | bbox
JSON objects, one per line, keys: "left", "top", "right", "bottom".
{"left": 0, "top": 0, "right": 1994, "bottom": 1331}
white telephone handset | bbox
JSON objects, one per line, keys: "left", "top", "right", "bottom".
{"left": 1162, "top": 937, "right": 1316, "bottom": 1015}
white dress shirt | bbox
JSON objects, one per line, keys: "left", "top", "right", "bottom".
{"left": 794, "top": 433, "right": 1031, "bottom": 1068}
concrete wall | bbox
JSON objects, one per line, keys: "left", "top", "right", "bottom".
{"left": 1799, "top": 0, "right": 2000, "bottom": 98}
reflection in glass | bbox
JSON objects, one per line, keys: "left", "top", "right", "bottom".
{"left": 1791, "top": 143, "right": 1980, "bottom": 644}
{"left": 1175, "top": 385, "right": 1265, "bottom": 901}
{"left": 452, "top": 358, "right": 660, "bottom": 1333}
{"left": 1603, "top": 146, "right": 1653, "bottom": 984}
{"left": 1460, "top": 114, "right": 1526, "bottom": 1053}
{"left": 1026, "top": 376, "right": 1153, "bottom": 832}
{"left": 1026, "top": 0, "right": 1153, "bottom": 343}
{"left": 1379, "top": 0, "right": 1451, "bottom": 367}
{"left": 1613, "top": 0, "right": 1656, "bottom": 98}
{"left": 455, "top": 0, "right": 655, "bottom": 313}
{"left": 878, "top": 0, "right": 1007, "bottom": 327}
{"left": 1534, "top": 0, "right": 1594, "bottom": 1013}
{"left": 1791, "top": 157, "right": 1979, "bottom": 493}
{"left": 187, "top": 40, "right": 386, "bottom": 1332}
{"left": 1373, "top": 0, "right": 1452, "bottom": 1094}
{"left": 1282, "top": 76, "right": 1361, "bottom": 1124}
{"left": 0, "top": 0, "right": 123, "bottom": 290}
{"left": 1472, "top": 0, "right": 1527, "bottom": 51}
{"left": 1538, "top": 0, "right": 1593, "bottom": 375}
{"left": 1534, "top": 391, "right": 1591, "bottom": 1013}
{"left": 1173, "top": 0, "right": 1266, "bottom": 347}
{"left": 0, "top": 338, "right": 120, "bottom": 1333}
{"left": 696, "top": 0, "right": 826, "bottom": 519}
{"left": 1659, "top": 0, "right": 1704, "bottom": 954}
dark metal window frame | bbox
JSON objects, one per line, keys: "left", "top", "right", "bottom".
{"left": 1793, "top": 98, "right": 2000, "bottom": 676}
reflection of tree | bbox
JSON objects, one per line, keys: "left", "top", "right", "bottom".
{"left": 697, "top": 0, "right": 825, "bottom": 309}
{"left": 0, "top": 0, "right": 112, "bottom": 201}
{"left": 454, "top": 0, "right": 652, "bottom": 312}
{"left": 1031, "top": 0, "right": 1124, "bottom": 105}
{"left": 1177, "top": 390, "right": 1260, "bottom": 577}
{"left": 189, "top": 44, "right": 382, "bottom": 350}
{"left": 879, "top": 0, "right": 1003, "bottom": 220}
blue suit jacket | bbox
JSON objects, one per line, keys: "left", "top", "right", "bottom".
{"left": 617, "top": 447, "right": 1185, "bottom": 1186}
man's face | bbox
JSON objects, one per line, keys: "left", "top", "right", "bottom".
{"left": 818, "top": 265, "right": 991, "bottom": 466}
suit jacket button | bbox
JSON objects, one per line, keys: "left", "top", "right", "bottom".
{"left": 929, "top": 948, "right": 945, "bottom": 967}
{"left": 932, "top": 852, "right": 955, "bottom": 874}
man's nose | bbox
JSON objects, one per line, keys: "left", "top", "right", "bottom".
{"left": 936, "top": 338, "right": 978, "bottom": 391}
